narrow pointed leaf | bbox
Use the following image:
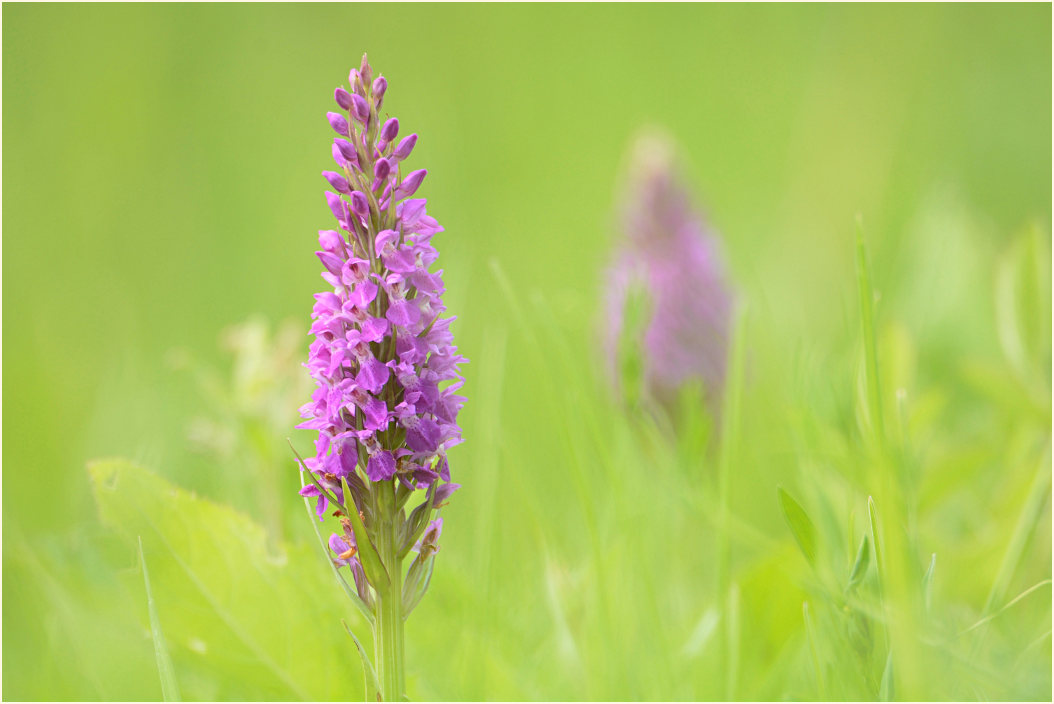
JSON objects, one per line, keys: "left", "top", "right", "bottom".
{"left": 855, "top": 220, "right": 885, "bottom": 440}
{"left": 343, "top": 477, "right": 391, "bottom": 594}
{"left": 879, "top": 649, "right": 894, "bottom": 701}
{"left": 848, "top": 535, "right": 871, "bottom": 589}
{"left": 342, "top": 620, "right": 381, "bottom": 702}
{"left": 803, "top": 601, "right": 826, "bottom": 698}
{"left": 402, "top": 551, "right": 436, "bottom": 618}
{"left": 868, "top": 496, "right": 883, "bottom": 576}
{"left": 982, "top": 448, "right": 1052, "bottom": 614}
{"left": 922, "top": 553, "right": 936, "bottom": 612}
{"left": 288, "top": 440, "right": 347, "bottom": 514}
{"left": 777, "top": 487, "right": 817, "bottom": 567}
{"left": 299, "top": 472, "right": 375, "bottom": 625}
{"left": 962, "top": 579, "right": 1052, "bottom": 635}
{"left": 399, "top": 487, "right": 436, "bottom": 559}
{"left": 139, "top": 537, "right": 181, "bottom": 702}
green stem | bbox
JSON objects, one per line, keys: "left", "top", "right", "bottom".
{"left": 715, "top": 305, "right": 746, "bottom": 700}
{"left": 373, "top": 482, "right": 405, "bottom": 702}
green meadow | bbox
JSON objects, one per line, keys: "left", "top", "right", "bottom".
{"left": 3, "top": 4, "right": 1051, "bottom": 701}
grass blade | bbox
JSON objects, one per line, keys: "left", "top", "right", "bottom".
{"left": 343, "top": 620, "right": 381, "bottom": 702}
{"left": 962, "top": 579, "right": 1052, "bottom": 635}
{"left": 879, "top": 649, "right": 894, "bottom": 701}
{"left": 867, "top": 496, "right": 882, "bottom": 577}
{"left": 848, "top": 534, "right": 871, "bottom": 590}
{"left": 922, "top": 553, "right": 936, "bottom": 612}
{"left": 777, "top": 487, "right": 817, "bottom": 567}
{"left": 855, "top": 218, "right": 885, "bottom": 441}
{"left": 803, "top": 601, "right": 826, "bottom": 699}
{"left": 139, "top": 537, "right": 182, "bottom": 702}
{"left": 982, "top": 445, "right": 1052, "bottom": 615}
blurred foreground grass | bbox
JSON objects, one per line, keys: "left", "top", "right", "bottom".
{"left": 7, "top": 221, "right": 1050, "bottom": 700}
{"left": 3, "top": 3, "right": 1051, "bottom": 701}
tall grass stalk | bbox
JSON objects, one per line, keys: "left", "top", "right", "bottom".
{"left": 716, "top": 305, "right": 747, "bottom": 700}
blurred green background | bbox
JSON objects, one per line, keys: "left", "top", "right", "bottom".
{"left": 3, "top": 3, "right": 1051, "bottom": 701}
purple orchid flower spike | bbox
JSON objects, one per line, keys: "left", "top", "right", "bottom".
{"left": 604, "top": 130, "right": 734, "bottom": 423}
{"left": 294, "top": 54, "right": 466, "bottom": 703}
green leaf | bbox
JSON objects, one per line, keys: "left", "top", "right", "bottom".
{"left": 879, "top": 649, "right": 894, "bottom": 701}
{"left": 139, "top": 537, "right": 182, "bottom": 702}
{"left": 402, "top": 549, "right": 436, "bottom": 619}
{"left": 995, "top": 226, "right": 1052, "bottom": 383}
{"left": 299, "top": 471, "right": 375, "bottom": 624}
{"left": 89, "top": 459, "right": 363, "bottom": 700}
{"left": 855, "top": 219, "right": 885, "bottom": 442}
{"left": 922, "top": 553, "right": 936, "bottom": 612}
{"left": 981, "top": 447, "right": 1052, "bottom": 615}
{"left": 803, "top": 601, "right": 825, "bottom": 698}
{"left": 342, "top": 620, "right": 381, "bottom": 702}
{"left": 867, "top": 496, "right": 883, "bottom": 577}
{"left": 343, "top": 477, "right": 391, "bottom": 595}
{"left": 289, "top": 440, "right": 347, "bottom": 514}
{"left": 963, "top": 579, "right": 1052, "bottom": 635}
{"left": 847, "top": 535, "right": 871, "bottom": 590}
{"left": 399, "top": 487, "right": 435, "bottom": 559}
{"left": 615, "top": 281, "right": 651, "bottom": 409}
{"left": 777, "top": 487, "right": 817, "bottom": 567}
{"left": 717, "top": 305, "right": 747, "bottom": 539}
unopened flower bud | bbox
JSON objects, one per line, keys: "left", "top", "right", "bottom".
{"left": 327, "top": 112, "right": 350, "bottom": 137}
{"left": 332, "top": 142, "right": 349, "bottom": 168}
{"left": 350, "top": 191, "right": 369, "bottom": 217}
{"left": 394, "top": 169, "right": 426, "bottom": 200}
{"left": 392, "top": 133, "right": 418, "bottom": 161}
{"left": 350, "top": 94, "right": 370, "bottom": 124}
{"left": 334, "top": 87, "right": 353, "bottom": 111}
{"left": 374, "top": 158, "right": 391, "bottom": 181}
{"left": 380, "top": 117, "right": 399, "bottom": 143}
{"left": 325, "top": 191, "right": 348, "bottom": 222}
{"left": 359, "top": 53, "right": 373, "bottom": 87}
{"left": 349, "top": 69, "right": 364, "bottom": 95}
{"left": 334, "top": 139, "right": 358, "bottom": 165}
{"left": 318, "top": 229, "right": 343, "bottom": 253}
{"left": 372, "top": 76, "right": 387, "bottom": 100}
{"left": 322, "top": 171, "right": 351, "bottom": 194}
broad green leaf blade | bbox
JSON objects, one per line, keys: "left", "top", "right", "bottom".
{"left": 777, "top": 487, "right": 817, "bottom": 567}
{"left": 342, "top": 620, "right": 381, "bottom": 702}
{"left": 139, "top": 537, "right": 182, "bottom": 702}
{"left": 90, "top": 459, "right": 362, "bottom": 701}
